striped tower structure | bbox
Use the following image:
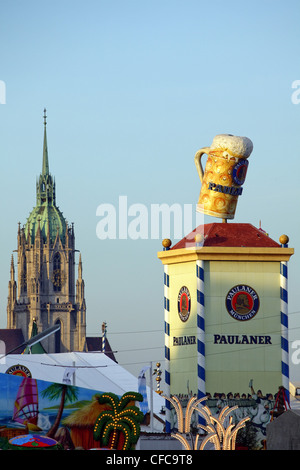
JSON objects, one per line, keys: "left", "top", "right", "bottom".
{"left": 196, "top": 234, "right": 206, "bottom": 427}
{"left": 158, "top": 224, "right": 294, "bottom": 411}
{"left": 102, "top": 322, "right": 107, "bottom": 353}
{"left": 279, "top": 235, "right": 289, "bottom": 402}
{"left": 162, "top": 238, "right": 171, "bottom": 433}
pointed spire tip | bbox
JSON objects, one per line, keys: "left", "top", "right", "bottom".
{"left": 42, "top": 108, "right": 49, "bottom": 176}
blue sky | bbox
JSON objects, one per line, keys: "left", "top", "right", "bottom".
{"left": 0, "top": 0, "right": 300, "bottom": 386}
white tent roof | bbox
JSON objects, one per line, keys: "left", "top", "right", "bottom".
{"left": 0, "top": 352, "right": 165, "bottom": 421}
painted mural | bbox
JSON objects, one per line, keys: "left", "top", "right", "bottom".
{"left": 0, "top": 372, "right": 143, "bottom": 450}
{"left": 168, "top": 392, "right": 279, "bottom": 449}
{"left": 0, "top": 369, "right": 285, "bottom": 450}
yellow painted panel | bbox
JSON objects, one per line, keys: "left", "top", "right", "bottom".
{"left": 168, "top": 261, "right": 198, "bottom": 395}
{"left": 204, "top": 260, "right": 282, "bottom": 394}
{"left": 207, "top": 371, "right": 282, "bottom": 396}
{"left": 166, "top": 257, "right": 283, "bottom": 396}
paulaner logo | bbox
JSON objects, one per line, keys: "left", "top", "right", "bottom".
{"left": 177, "top": 286, "right": 191, "bottom": 322}
{"left": 226, "top": 285, "right": 260, "bottom": 321}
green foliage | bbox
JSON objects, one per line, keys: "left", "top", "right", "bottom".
{"left": 0, "top": 437, "right": 10, "bottom": 450}
{"left": 41, "top": 383, "right": 79, "bottom": 438}
{"left": 41, "top": 383, "right": 78, "bottom": 404}
{"left": 93, "top": 392, "right": 144, "bottom": 450}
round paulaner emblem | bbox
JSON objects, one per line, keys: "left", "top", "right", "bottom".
{"left": 232, "top": 159, "right": 249, "bottom": 186}
{"left": 178, "top": 286, "right": 191, "bottom": 322}
{"left": 226, "top": 285, "right": 259, "bottom": 321}
{"left": 5, "top": 364, "right": 32, "bottom": 378}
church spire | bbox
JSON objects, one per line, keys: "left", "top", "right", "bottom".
{"left": 26, "top": 109, "right": 66, "bottom": 244}
{"left": 10, "top": 254, "right": 15, "bottom": 281}
{"left": 78, "top": 253, "right": 83, "bottom": 279}
{"left": 42, "top": 108, "right": 49, "bottom": 176}
{"left": 76, "top": 253, "right": 85, "bottom": 306}
{"left": 36, "top": 108, "right": 56, "bottom": 207}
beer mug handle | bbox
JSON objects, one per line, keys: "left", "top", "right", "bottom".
{"left": 194, "top": 147, "right": 210, "bottom": 183}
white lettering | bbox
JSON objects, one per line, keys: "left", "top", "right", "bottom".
{"left": 106, "top": 456, "right": 140, "bottom": 467}
{"left": 118, "top": 195, "right": 128, "bottom": 239}
{"left": 128, "top": 203, "right": 148, "bottom": 240}
{"left": 95, "top": 204, "right": 116, "bottom": 239}
{"left": 0, "top": 80, "right": 6, "bottom": 104}
{"left": 150, "top": 203, "right": 182, "bottom": 240}
{"left": 291, "top": 340, "right": 300, "bottom": 364}
{"left": 291, "top": 80, "right": 300, "bottom": 104}
{"left": 96, "top": 197, "right": 204, "bottom": 241}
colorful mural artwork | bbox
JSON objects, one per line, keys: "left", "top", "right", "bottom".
{"left": 0, "top": 372, "right": 143, "bottom": 450}
{"left": 0, "top": 367, "right": 285, "bottom": 451}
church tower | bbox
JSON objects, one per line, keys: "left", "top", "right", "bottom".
{"left": 6, "top": 110, "right": 87, "bottom": 353}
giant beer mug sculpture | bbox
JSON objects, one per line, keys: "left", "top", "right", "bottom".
{"left": 195, "top": 134, "right": 253, "bottom": 220}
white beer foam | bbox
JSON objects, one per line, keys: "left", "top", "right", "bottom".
{"left": 211, "top": 134, "right": 253, "bottom": 158}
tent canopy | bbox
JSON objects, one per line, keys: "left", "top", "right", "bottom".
{"left": 0, "top": 352, "right": 165, "bottom": 418}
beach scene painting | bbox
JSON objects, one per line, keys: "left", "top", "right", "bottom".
{"left": 0, "top": 372, "right": 144, "bottom": 450}
{"left": 0, "top": 371, "right": 108, "bottom": 449}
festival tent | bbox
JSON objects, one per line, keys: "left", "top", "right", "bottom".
{"left": 0, "top": 352, "right": 165, "bottom": 430}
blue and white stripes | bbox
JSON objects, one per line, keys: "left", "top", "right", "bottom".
{"left": 280, "top": 240, "right": 289, "bottom": 402}
{"left": 102, "top": 321, "right": 107, "bottom": 353}
{"left": 196, "top": 259, "right": 205, "bottom": 401}
{"left": 163, "top": 244, "right": 171, "bottom": 433}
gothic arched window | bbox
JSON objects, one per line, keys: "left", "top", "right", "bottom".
{"left": 52, "top": 252, "right": 62, "bottom": 292}
{"left": 21, "top": 257, "right": 27, "bottom": 294}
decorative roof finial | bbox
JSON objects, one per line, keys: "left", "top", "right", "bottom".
{"left": 42, "top": 108, "right": 49, "bottom": 176}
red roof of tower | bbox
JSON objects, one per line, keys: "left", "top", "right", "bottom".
{"left": 171, "top": 223, "right": 281, "bottom": 250}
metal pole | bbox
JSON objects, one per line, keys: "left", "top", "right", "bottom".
{"left": 150, "top": 361, "right": 154, "bottom": 432}
{"left": 162, "top": 239, "right": 171, "bottom": 432}
{"left": 72, "top": 361, "right": 76, "bottom": 386}
{"left": 280, "top": 236, "right": 289, "bottom": 402}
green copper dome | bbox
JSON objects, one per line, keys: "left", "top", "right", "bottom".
{"left": 25, "top": 203, "right": 66, "bottom": 244}
{"left": 25, "top": 109, "right": 67, "bottom": 244}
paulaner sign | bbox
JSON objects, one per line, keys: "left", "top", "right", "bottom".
{"left": 173, "top": 335, "right": 196, "bottom": 346}
{"left": 208, "top": 181, "right": 243, "bottom": 196}
{"left": 214, "top": 334, "right": 272, "bottom": 345}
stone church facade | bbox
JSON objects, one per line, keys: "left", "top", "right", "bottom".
{"left": 6, "top": 110, "right": 86, "bottom": 353}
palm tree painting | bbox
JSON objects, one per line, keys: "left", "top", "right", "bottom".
{"left": 41, "top": 383, "right": 78, "bottom": 438}
{"left": 93, "top": 392, "right": 144, "bottom": 450}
